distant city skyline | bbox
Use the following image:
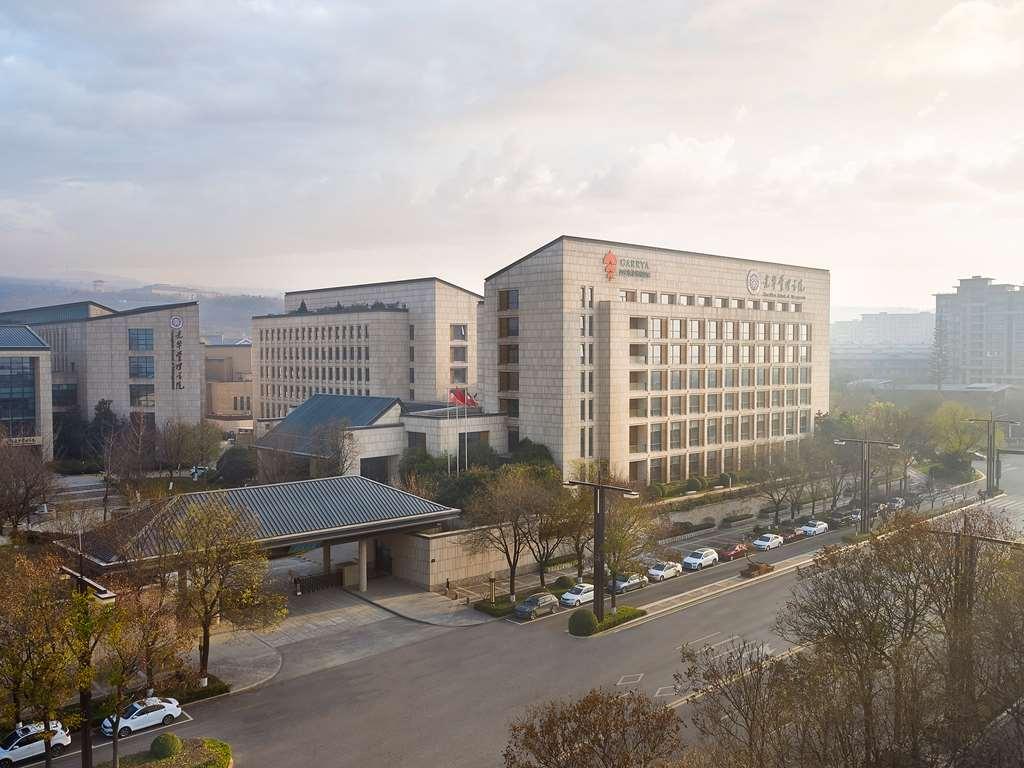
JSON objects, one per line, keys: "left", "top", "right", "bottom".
{"left": 3, "top": 2, "right": 1022, "bottom": 309}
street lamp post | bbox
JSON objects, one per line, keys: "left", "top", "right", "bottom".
{"left": 965, "top": 412, "right": 1019, "bottom": 496}
{"left": 834, "top": 438, "right": 900, "bottom": 535}
{"left": 564, "top": 478, "right": 639, "bottom": 623}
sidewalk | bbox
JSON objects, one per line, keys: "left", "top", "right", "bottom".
{"left": 347, "top": 577, "right": 494, "bottom": 627}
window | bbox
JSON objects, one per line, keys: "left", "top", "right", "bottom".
{"left": 409, "top": 347, "right": 415, "bottom": 362}
{"left": 499, "top": 398, "right": 520, "bottom": 417}
{"left": 498, "top": 371, "right": 519, "bottom": 392}
{"left": 450, "top": 368, "right": 467, "bottom": 384}
{"left": 408, "top": 432, "right": 427, "bottom": 450}
{"left": 650, "top": 397, "right": 666, "bottom": 417}
{"left": 499, "top": 345, "right": 519, "bottom": 365}
{"left": 128, "top": 328, "right": 153, "bottom": 351}
{"left": 450, "top": 324, "right": 468, "bottom": 341}
{"left": 650, "top": 370, "right": 666, "bottom": 391}
{"left": 409, "top": 368, "right": 415, "bottom": 383}
{"left": 52, "top": 383, "right": 77, "bottom": 407}
{"left": 670, "top": 319, "right": 683, "bottom": 338}
{"left": 409, "top": 325, "right": 415, "bottom": 340}
{"left": 128, "top": 356, "right": 154, "bottom": 379}
{"left": 650, "top": 423, "right": 665, "bottom": 452}
{"left": 451, "top": 346, "right": 468, "bottom": 363}
{"left": 498, "top": 317, "right": 519, "bottom": 337}
{"left": 670, "top": 421, "right": 683, "bottom": 449}
{"left": 629, "top": 398, "right": 648, "bottom": 418}
{"left": 499, "top": 289, "right": 519, "bottom": 310}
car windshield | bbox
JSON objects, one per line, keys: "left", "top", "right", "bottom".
{"left": 122, "top": 703, "right": 140, "bottom": 718}
{"left": 687, "top": 552, "right": 703, "bottom": 559}
{"left": 567, "top": 586, "right": 584, "bottom": 595}
{"left": 1, "top": 730, "right": 22, "bottom": 750}
{"left": 654, "top": 562, "right": 669, "bottom": 570}
{"left": 757, "top": 535, "right": 771, "bottom": 542}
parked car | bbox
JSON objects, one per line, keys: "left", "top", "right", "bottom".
{"left": 830, "top": 511, "right": 855, "bottom": 527}
{"left": 0, "top": 722, "right": 70, "bottom": 766}
{"left": 513, "top": 593, "right": 558, "bottom": 620}
{"left": 753, "top": 533, "right": 784, "bottom": 551}
{"left": 682, "top": 548, "right": 719, "bottom": 570}
{"left": 720, "top": 542, "right": 750, "bottom": 561}
{"left": 608, "top": 573, "right": 649, "bottom": 594}
{"left": 800, "top": 520, "right": 829, "bottom": 537}
{"left": 560, "top": 583, "right": 595, "bottom": 608}
{"left": 647, "top": 561, "right": 683, "bottom": 581}
{"left": 101, "top": 697, "right": 182, "bottom": 738}
{"left": 888, "top": 497, "right": 906, "bottom": 511}
{"left": 781, "top": 528, "right": 805, "bottom": 544}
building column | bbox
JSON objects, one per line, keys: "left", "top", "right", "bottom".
{"left": 358, "top": 539, "right": 368, "bottom": 592}
{"left": 322, "top": 541, "right": 332, "bottom": 575}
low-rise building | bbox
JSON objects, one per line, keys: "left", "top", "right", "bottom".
{"left": 0, "top": 325, "right": 53, "bottom": 460}
{"left": 0, "top": 300, "right": 203, "bottom": 432}
{"left": 203, "top": 341, "right": 253, "bottom": 436}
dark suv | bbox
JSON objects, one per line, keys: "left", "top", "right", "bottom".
{"left": 513, "top": 593, "right": 559, "bottom": 620}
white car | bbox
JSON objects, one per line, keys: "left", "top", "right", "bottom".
{"left": 647, "top": 561, "right": 683, "bottom": 581}
{"left": 101, "top": 697, "right": 182, "bottom": 738}
{"left": 560, "top": 583, "right": 595, "bottom": 607}
{"left": 0, "top": 722, "right": 71, "bottom": 766}
{"left": 753, "top": 533, "right": 784, "bottom": 551}
{"left": 682, "top": 548, "right": 719, "bottom": 570}
{"left": 889, "top": 497, "right": 906, "bottom": 510}
{"left": 800, "top": 520, "right": 829, "bottom": 536}
{"left": 608, "top": 573, "right": 649, "bottom": 594}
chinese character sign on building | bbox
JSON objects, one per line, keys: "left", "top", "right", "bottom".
{"left": 170, "top": 315, "right": 185, "bottom": 390}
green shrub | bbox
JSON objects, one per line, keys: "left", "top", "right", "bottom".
{"left": 198, "top": 739, "right": 233, "bottom": 768}
{"left": 150, "top": 733, "right": 182, "bottom": 759}
{"left": 568, "top": 608, "right": 599, "bottom": 636}
{"left": 685, "top": 477, "right": 702, "bottom": 492}
{"left": 474, "top": 599, "right": 515, "bottom": 617}
{"left": 162, "top": 673, "right": 231, "bottom": 705}
{"left": 719, "top": 518, "right": 732, "bottom": 529}
{"left": 596, "top": 606, "right": 647, "bottom": 632}
{"left": 552, "top": 575, "right": 574, "bottom": 590}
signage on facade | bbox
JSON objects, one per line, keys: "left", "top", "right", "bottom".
{"left": 5, "top": 436, "right": 42, "bottom": 446}
{"left": 745, "top": 269, "right": 806, "bottom": 299}
{"left": 603, "top": 250, "right": 651, "bottom": 280}
{"left": 169, "top": 316, "right": 185, "bottom": 390}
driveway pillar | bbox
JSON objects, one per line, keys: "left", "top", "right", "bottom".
{"left": 358, "top": 539, "right": 368, "bottom": 592}
{"left": 322, "top": 541, "right": 332, "bottom": 575}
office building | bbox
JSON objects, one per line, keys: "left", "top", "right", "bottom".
{"left": 935, "top": 276, "right": 1024, "bottom": 386}
{"left": 831, "top": 311, "right": 934, "bottom": 347}
{"left": 0, "top": 300, "right": 203, "bottom": 432}
{"left": 481, "top": 236, "right": 830, "bottom": 483}
{"left": 252, "top": 277, "right": 481, "bottom": 420}
{"left": 204, "top": 340, "right": 253, "bottom": 422}
{"left": 0, "top": 325, "right": 53, "bottom": 460}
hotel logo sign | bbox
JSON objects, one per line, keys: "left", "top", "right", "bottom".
{"left": 746, "top": 269, "right": 805, "bottom": 299}
{"left": 603, "top": 250, "right": 651, "bottom": 280}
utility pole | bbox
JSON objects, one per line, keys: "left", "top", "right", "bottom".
{"left": 563, "top": 475, "right": 639, "bottom": 622}
{"left": 834, "top": 438, "right": 900, "bottom": 535}
{"left": 965, "top": 413, "right": 1018, "bottom": 496}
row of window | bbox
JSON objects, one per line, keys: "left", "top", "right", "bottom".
{"left": 260, "top": 345, "right": 370, "bottom": 362}
{"left": 259, "top": 324, "right": 370, "bottom": 343}
{"left": 626, "top": 411, "right": 812, "bottom": 454}
{"left": 632, "top": 444, "right": 790, "bottom": 484}
{"left": 628, "top": 366, "right": 812, "bottom": 391}
{"left": 629, "top": 389, "right": 812, "bottom": 418}
{"left": 628, "top": 318, "right": 811, "bottom": 342}
{"left": 260, "top": 368, "right": 370, "bottom": 396}
{"left": 260, "top": 365, "right": 371, "bottom": 382}
{"left": 628, "top": 344, "right": 812, "bottom": 366}
{"left": 619, "top": 290, "right": 803, "bottom": 313}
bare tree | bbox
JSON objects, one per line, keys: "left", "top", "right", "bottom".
{"left": 0, "top": 441, "right": 56, "bottom": 535}
{"left": 184, "top": 422, "right": 223, "bottom": 473}
{"left": 603, "top": 496, "right": 658, "bottom": 611}
{"left": 310, "top": 420, "right": 358, "bottom": 478}
{"left": 520, "top": 465, "right": 574, "bottom": 587}
{"left": 503, "top": 688, "right": 681, "bottom": 768}
{"left": 464, "top": 464, "right": 533, "bottom": 601}
{"left": 156, "top": 420, "right": 192, "bottom": 480}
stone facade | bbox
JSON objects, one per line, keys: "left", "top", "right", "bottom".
{"left": 0, "top": 346, "right": 53, "bottom": 461}
{"left": 281, "top": 277, "right": 481, "bottom": 403}
{"left": 204, "top": 343, "right": 253, "bottom": 418}
{"left": 481, "top": 236, "right": 830, "bottom": 481}
{"left": 28, "top": 302, "right": 203, "bottom": 429}
{"left": 936, "top": 277, "right": 1024, "bottom": 386}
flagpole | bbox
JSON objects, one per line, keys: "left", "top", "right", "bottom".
{"left": 446, "top": 393, "right": 452, "bottom": 477}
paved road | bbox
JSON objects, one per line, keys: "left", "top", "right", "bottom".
{"left": 46, "top": 465, "right": 1021, "bottom": 768}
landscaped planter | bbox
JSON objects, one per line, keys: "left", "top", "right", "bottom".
{"left": 740, "top": 561, "right": 775, "bottom": 578}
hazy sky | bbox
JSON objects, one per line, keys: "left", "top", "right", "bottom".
{"left": 1, "top": 1, "right": 1022, "bottom": 308}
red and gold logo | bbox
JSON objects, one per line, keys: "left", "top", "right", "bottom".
{"left": 603, "top": 250, "right": 617, "bottom": 281}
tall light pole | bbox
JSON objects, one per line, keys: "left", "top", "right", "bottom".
{"left": 964, "top": 412, "right": 1018, "bottom": 496}
{"left": 834, "top": 438, "right": 900, "bottom": 535}
{"left": 564, "top": 478, "right": 639, "bottom": 623}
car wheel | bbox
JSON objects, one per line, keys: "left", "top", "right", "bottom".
{"left": 1, "top": 757, "right": 12, "bottom": 767}
{"left": 162, "top": 713, "right": 175, "bottom": 726}
{"left": 696, "top": 563, "right": 702, "bottom": 570}
{"left": 118, "top": 726, "right": 132, "bottom": 738}
{"left": 51, "top": 744, "right": 66, "bottom": 757}
{"left": 574, "top": 600, "right": 580, "bottom": 607}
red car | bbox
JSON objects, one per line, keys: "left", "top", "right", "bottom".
{"left": 720, "top": 542, "right": 750, "bottom": 562}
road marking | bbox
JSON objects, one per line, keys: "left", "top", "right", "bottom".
{"left": 25, "top": 712, "right": 194, "bottom": 767}
{"left": 654, "top": 686, "right": 678, "bottom": 697}
{"left": 616, "top": 673, "right": 644, "bottom": 686}
{"left": 701, "top": 634, "right": 740, "bottom": 652}
{"left": 684, "top": 631, "right": 720, "bottom": 647}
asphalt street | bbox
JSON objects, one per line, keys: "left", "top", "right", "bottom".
{"left": 44, "top": 457, "right": 1023, "bottom": 768}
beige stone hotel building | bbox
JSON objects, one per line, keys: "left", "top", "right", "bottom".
{"left": 481, "top": 236, "right": 830, "bottom": 483}
{"left": 253, "top": 277, "right": 481, "bottom": 420}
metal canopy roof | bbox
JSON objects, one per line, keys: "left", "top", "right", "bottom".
{"left": 257, "top": 394, "right": 401, "bottom": 457}
{"left": 63, "top": 475, "right": 459, "bottom": 568}
{"left": 0, "top": 324, "right": 49, "bottom": 350}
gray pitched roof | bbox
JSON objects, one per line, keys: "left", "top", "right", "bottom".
{"left": 257, "top": 394, "right": 401, "bottom": 456}
{"left": 65, "top": 475, "right": 459, "bottom": 567}
{"left": 0, "top": 324, "right": 49, "bottom": 350}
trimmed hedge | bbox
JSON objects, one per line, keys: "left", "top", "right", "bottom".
{"left": 150, "top": 733, "right": 183, "bottom": 759}
{"left": 167, "top": 673, "right": 231, "bottom": 705}
{"left": 474, "top": 599, "right": 515, "bottom": 617}
{"left": 569, "top": 608, "right": 599, "bottom": 637}
{"left": 198, "top": 739, "right": 232, "bottom": 768}
{"left": 552, "top": 575, "right": 575, "bottom": 590}
{"left": 663, "top": 519, "right": 716, "bottom": 538}
{"left": 596, "top": 606, "right": 647, "bottom": 632}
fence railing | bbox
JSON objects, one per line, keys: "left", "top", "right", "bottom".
{"left": 293, "top": 569, "right": 344, "bottom": 596}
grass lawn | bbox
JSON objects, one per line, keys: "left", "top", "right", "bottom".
{"left": 96, "top": 739, "right": 231, "bottom": 768}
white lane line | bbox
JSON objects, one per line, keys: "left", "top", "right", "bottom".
{"left": 616, "top": 673, "right": 644, "bottom": 686}
{"left": 684, "top": 631, "right": 721, "bottom": 647}
{"left": 701, "top": 634, "right": 740, "bottom": 652}
{"left": 25, "top": 712, "right": 194, "bottom": 767}
{"left": 654, "top": 686, "right": 678, "bottom": 697}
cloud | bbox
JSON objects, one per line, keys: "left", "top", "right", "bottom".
{"left": 883, "top": 1, "right": 1024, "bottom": 77}
{"left": 0, "top": 198, "right": 55, "bottom": 233}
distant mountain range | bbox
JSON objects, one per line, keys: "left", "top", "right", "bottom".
{"left": 0, "top": 275, "right": 284, "bottom": 339}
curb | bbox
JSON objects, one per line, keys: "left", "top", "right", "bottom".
{"left": 343, "top": 587, "right": 495, "bottom": 628}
